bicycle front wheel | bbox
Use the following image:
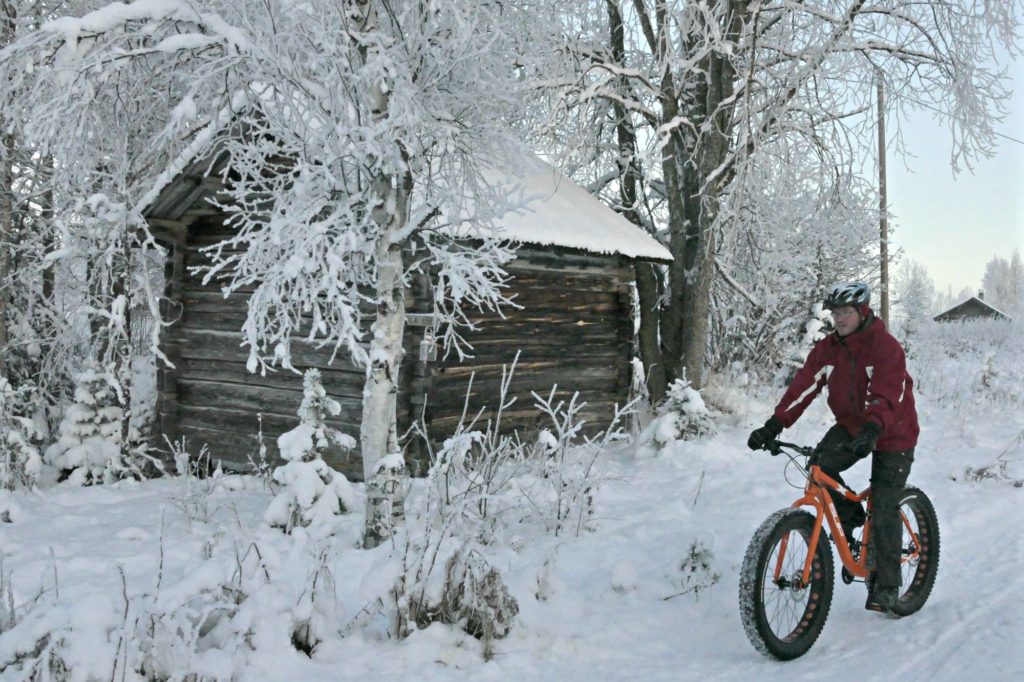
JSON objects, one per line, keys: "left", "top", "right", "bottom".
{"left": 739, "top": 508, "right": 834, "bottom": 660}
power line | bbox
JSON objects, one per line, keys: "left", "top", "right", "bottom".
{"left": 900, "top": 95, "right": 1024, "bottom": 146}
{"left": 994, "top": 130, "right": 1024, "bottom": 146}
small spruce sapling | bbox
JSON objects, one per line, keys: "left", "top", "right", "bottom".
{"left": 44, "top": 366, "right": 125, "bottom": 485}
{"left": 265, "top": 370, "right": 355, "bottom": 534}
{"left": 636, "top": 373, "right": 717, "bottom": 456}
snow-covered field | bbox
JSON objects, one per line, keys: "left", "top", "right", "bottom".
{"left": 2, "top": 326, "right": 1022, "bottom": 681}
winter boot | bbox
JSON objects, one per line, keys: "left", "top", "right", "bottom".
{"left": 865, "top": 585, "right": 900, "bottom": 615}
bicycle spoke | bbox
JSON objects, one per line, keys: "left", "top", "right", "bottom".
{"left": 899, "top": 506, "right": 922, "bottom": 597}
{"left": 761, "top": 529, "right": 812, "bottom": 640}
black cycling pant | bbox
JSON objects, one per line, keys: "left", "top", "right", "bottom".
{"left": 814, "top": 423, "right": 915, "bottom": 589}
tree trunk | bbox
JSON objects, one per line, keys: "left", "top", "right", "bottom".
{"left": 360, "top": 200, "right": 407, "bottom": 481}
{"left": 0, "top": 2, "right": 14, "bottom": 381}
{"left": 355, "top": 0, "right": 410, "bottom": 485}
{"left": 634, "top": 262, "right": 666, "bottom": 400}
{"left": 654, "top": 2, "right": 689, "bottom": 389}
{"left": 673, "top": 1, "right": 747, "bottom": 390}
{"left": 607, "top": 0, "right": 667, "bottom": 402}
{"left": 0, "top": 131, "right": 12, "bottom": 382}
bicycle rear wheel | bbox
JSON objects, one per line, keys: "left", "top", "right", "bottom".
{"left": 891, "top": 486, "right": 940, "bottom": 617}
{"left": 739, "top": 508, "right": 834, "bottom": 660}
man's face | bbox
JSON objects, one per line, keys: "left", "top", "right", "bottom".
{"left": 833, "top": 305, "right": 862, "bottom": 337}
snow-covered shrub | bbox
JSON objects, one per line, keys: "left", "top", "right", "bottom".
{"left": 950, "top": 431, "right": 1024, "bottom": 488}
{"left": 364, "top": 368, "right": 529, "bottom": 653}
{"left": 246, "top": 413, "right": 276, "bottom": 490}
{"left": 292, "top": 546, "right": 340, "bottom": 655}
{"left": 404, "top": 359, "right": 531, "bottom": 545}
{"left": 951, "top": 457, "right": 1024, "bottom": 488}
{"left": 0, "top": 379, "right": 43, "bottom": 490}
{"left": 366, "top": 366, "right": 631, "bottom": 657}
{"left": 135, "top": 543, "right": 272, "bottom": 679}
{"left": 636, "top": 375, "right": 717, "bottom": 457}
{"left": 44, "top": 366, "right": 126, "bottom": 485}
{"left": 394, "top": 547, "right": 517, "bottom": 661}
{"left": 166, "top": 436, "right": 223, "bottom": 527}
{"left": 665, "top": 539, "right": 721, "bottom": 601}
{"left": 265, "top": 370, "right": 355, "bottom": 534}
{"left": 0, "top": 591, "right": 121, "bottom": 681}
{"left": 382, "top": 441, "right": 520, "bottom": 651}
{"left": 907, "top": 318, "right": 1024, "bottom": 409}
{"left": 413, "top": 360, "right": 633, "bottom": 540}
{"left": 520, "top": 389, "right": 634, "bottom": 536}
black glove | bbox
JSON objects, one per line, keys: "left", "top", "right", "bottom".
{"left": 850, "top": 422, "right": 882, "bottom": 456}
{"left": 748, "top": 416, "right": 783, "bottom": 451}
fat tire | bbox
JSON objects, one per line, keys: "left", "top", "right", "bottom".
{"left": 739, "top": 508, "right": 834, "bottom": 660}
{"left": 891, "top": 486, "right": 940, "bottom": 617}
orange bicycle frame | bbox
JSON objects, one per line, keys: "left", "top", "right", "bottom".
{"left": 770, "top": 444, "right": 929, "bottom": 585}
{"left": 773, "top": 463, "right": 874, "bottom": 587}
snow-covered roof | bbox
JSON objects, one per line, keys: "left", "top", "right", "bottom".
{"left": 138, "top": 92, "right": 670, "bottom": 262}
{"left": 933, "top": 296, "right": 1012, "bottom": 322}
{"left": 481, "top": 157, "right": 671, "bottom": 262}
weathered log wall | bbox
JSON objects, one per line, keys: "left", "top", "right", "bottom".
{"left": 158, "top": 214, "right": 365, "bottom": 478}
{"left": 151, "top": 208, "right": 637, "bottom": 481}
{"left": 410, "top": 247, "right": 635, "bottom": 470}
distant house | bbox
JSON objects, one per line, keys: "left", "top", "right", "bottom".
{"left": 933, "top": 292, "right": 1011, "bottom": 323}
{"left": 141, "top": 151, "right": 671, "bottom": 479}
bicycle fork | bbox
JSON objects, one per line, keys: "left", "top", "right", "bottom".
{"left": 771, "top": 499, "right": 833, "bottom": 590}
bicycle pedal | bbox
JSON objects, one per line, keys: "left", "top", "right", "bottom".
{"left": 841, "top": 567, "right": 866, "bottom": 585}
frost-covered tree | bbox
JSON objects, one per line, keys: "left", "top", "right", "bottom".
{"left": 0, "top": 0, "right": 542, "bottom": 486}
{"left": 265, "top": 369, "right": 356, "bottom": 534}
{"left": 982, "top": 250, "right": 1024, "bottom": 316}
{"left": 892, "top": 259, "right": 938, "bottom": 340}
{"left": 43, "top": 365, "right": 124, "bottom": 485}
{"left": 935, "top": 284, "right": 975, "bottom": 313}
{"left": 0, "top": 0, "right": 173, "bottom": 457}
{"left": 540, "top": 0, "right": 1023, "bottom": 396}
{"left": 0, "top": 377, "right": 42, "bottom": 490}
{"left": 708, "top": 161, "right": 878, "bottom": 376}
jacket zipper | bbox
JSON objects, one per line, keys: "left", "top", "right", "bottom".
{"left": 845, "top": 343, "right": 859, "bottom": 417}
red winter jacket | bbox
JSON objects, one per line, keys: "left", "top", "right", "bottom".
{"left": 773, "top": 314, "right": 919, "bottom": 451}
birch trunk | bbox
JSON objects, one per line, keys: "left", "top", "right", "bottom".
{"left": 360, "top": 194, "right": 407, "bottom": 480}
{"left": 355, "top": 0, "right": 410, "bottom": 482}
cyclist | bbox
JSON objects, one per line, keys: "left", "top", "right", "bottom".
{"left": 747, "top": 282, "right": 919, "bottom": 614}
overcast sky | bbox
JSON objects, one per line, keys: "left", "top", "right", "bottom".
{"left": 887, "top": 56, "right": 1024, "bottom": 297}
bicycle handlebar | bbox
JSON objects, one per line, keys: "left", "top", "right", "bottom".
{"left": 762, "top": 440, "right": 816, "bottom": 458}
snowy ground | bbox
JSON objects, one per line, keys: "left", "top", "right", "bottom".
{"left": 2, "top": 376, "right": 1022, "bottom": 680}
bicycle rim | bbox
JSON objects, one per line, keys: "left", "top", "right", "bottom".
{"left": 740, "top": 508, "right": 834, "bottom": 660}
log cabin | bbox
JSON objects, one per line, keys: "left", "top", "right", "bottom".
{"left": 933, "top": 292, "right": 1012, "bottom": 323}
{"left": 141, "top": 152, "right": 671, "bottom": 479}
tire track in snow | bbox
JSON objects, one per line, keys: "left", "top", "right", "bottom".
{"left": 885, "top": 571, "right": 1024, "bottom": 679}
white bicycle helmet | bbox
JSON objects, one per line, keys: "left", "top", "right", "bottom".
{"left": 824, "top": 282, "right": 870, "bottom": 310}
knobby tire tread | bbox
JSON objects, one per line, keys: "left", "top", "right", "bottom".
{"left": 892, "top": 486, "right": 940, "bottom": 617}
{"left": 739, "top": 508, "right": 834, "bottom": 660}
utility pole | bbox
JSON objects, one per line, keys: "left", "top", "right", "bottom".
{"left": 876, "top": 67, "right": 890, "bottom": 325}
